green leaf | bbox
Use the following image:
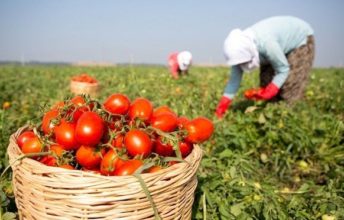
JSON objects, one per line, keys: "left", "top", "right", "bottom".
{"left": 258, "top": 113, "right": 266, "bottom": 124}
{"left": 230, "top": 202, "right": 244, "bottom": 216}
{"left": 2, "top": 212, "right": 17, "bottom": 220}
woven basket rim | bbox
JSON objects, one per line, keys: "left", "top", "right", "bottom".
{"left": 70, "top": 80, "right": 99, "bottom": 87}
{"left": 8, "top": 126, "right": 203, "bottom": 181}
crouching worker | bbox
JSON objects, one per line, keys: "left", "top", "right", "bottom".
{"left": 215, "top": 16, "right": 315, "bottom": 118}
{"left": 168, "top": 51, "right": 192, "bottom": 79}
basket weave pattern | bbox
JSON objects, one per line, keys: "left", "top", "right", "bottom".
{"left": 8, "top": 127, "right": 203, "bottom": 220}
{"left": 70, "top": 80, "right": 100, "bottom": 97}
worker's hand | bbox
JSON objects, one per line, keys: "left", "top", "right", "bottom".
{"left": 254, "top": 83, "right": 279, "bottom": 100}
{"left": 215, "top": 96, "right": 232, "bottom": 119}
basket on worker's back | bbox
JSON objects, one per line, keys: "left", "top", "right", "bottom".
{"left": 70, "top": 80, "right": 100, "bottom": 98}
{"left": 7, "top": 126, "right": 203, "bottom": 220}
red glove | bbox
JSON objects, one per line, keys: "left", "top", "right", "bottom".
{"left": 255, "top": 83, "right": 279, "bottom": 100}
{"left": 215, "top": 96, "right": 232, "bottom": 119}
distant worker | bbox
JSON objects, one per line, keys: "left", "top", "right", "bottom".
{"left": 168, "top": 51, "right": 192, "bottom": 79}
{"left": 215, "top": 16, "right": 315, "bottom": 118}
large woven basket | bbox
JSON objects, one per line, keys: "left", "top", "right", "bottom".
{"left": 70, "top": 80, "right": 100, "bottom": 97}
{"left": 7, "top": 127, "right": 203, "bottom": 220}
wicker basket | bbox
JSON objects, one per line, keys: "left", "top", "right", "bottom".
{"left": 70, "top": 80, "right": 100, "bottom": 98}
{"left": 7, "top": 127, "right": 203, "bottom": 220}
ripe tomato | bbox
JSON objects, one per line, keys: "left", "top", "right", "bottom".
{"left": 111, "top": 133, "right": 124, "bottom": 148}
{"left": 52, "top": 101, "right": 65, "bottom": 110}
{"left": 153, "top": 106, "right": 176, "bottom": 117}
{"left": 153, "top": 137, "right": 174, "bottom": 157}
{"left": 244, "top": 88, "right": 264, "bottom": 100}
{"left": 103, "top": 93, "right": 130, "bottom": 115}
{"left": 146, "top": 165, "right": 162, "bottom": 173}
{"left": 59, "top": 164, "right": 74, "bottom": 170}
{"left": 22, "top": 137, "right": 42, "bottom": 154}
{"left": 75, "top": 112, "right": 105, "bottom": 146}
{"left": 179, "top": 141, "right": 193, "bottom": 158}
{"left": 151, "top": 112, "right": 178, "bottom": 132}
{"left": 42, "top": 109, "right": 59, "bottom": 134}
{"left": 128, "top": 98, "right": 153, "bottom": 122}
{"left": 54, "top": 120, "right": 79, "bottom": 150}
{"left": 40, "top": 145, "right": 65, "bottom": 166}
{"left": 70, "top": 95, "right": 88, "bottom": 121}
{"left": 100, "top": 149, "right": 124, "bottom": 176}
{"left": 17, "top": 131, "right": 36, "bottom": 149}
{"left": 124, "top": 130, "right": 152, "bottom": 158}
{"left": 76, "top": 145, "right": 105, "bottom": 169}
{"left": 114, "top": 160, "right": 143, "bottom": 176}
{"left": 177, "top": 116, "right": 190, "bottom": 130}
{"left": 185, "top": 117, "right": 214, "bottom": 143}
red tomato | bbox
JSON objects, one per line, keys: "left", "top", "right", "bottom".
{"left": 153, "top": 137, "right": 174, "bottom": 157}
{"left": 244, "top": 88, "right": 264, "bottom": 100}
{"left": 54, "top": 120, "right": 79, "bottom": 150}
{"left": 177, "top": 116, "right": 190, "bottom": 130}
{"left": 76, "top": 145, "right": 105, "bottom": 169}
{"left": 111, "top": 133, "right": 124, "bottom": 148}
{"left": 179, "top": 141, "right": 193, "bottom": 158}
{"left": 42, "top": 110, "right": 59, "bottom": 134}
{"left": 70, "top": 95, "right": 88, "bottom": 121}
{"left": 114, "top": 160, "right": 143, "bottom": 176}
{"left": 40, "top": 145, "right": 65, "bottom": 166}
{"left": 100, "top": 149, "right": 124, "bottom": 175}
{"left": 128, "top": 98, "right": 153, "bottom": 122}
{"left": 146, "top": 165, "right": 162, "bottom": 173}
{"left": 52, "top": 101, "right": 65, "bottom": 110}
{"left": 22, "top": 137, "right": 42, "bottom": 154}
{"left": 59, "top": 164, "right": 74, "bottom": 170}
{"left": 103, "top": 94, "right": 130, "bottom": 115}
{"left": 17, "top": 131, "right": 36, "bottom": 149}
{"left": 151, "top": 112, "right": 178, "bottom": 132}
{"left": 75, "top": 112, "right": 105, "bottom": 146}
{"left": 185, "top": 117, "right": 214, "bottom": 143}
{"left": 124, "top": 130, "right": 152, "bottom": 158}
{"left": 153, "top": 106, "right": 176, "bottom": 117}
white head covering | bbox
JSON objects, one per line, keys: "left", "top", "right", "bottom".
{"left": 177, "top": 51, "right": 192, "bottom": 71}
{"left": 223, "top": 28, "right": 260, "bottom": 72}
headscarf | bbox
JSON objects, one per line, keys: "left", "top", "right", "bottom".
{"left": 223, "top": 28, "right": 260, "bottom": 72}
{"left": 177, "top": 51, "right": 192, "bottom": 71}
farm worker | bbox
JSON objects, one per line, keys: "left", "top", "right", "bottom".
{"left": 168, "top": 51, "right": 193, "bottom": 79}
{"left": 215, "top": 16, "right": 315, "bottom": 118}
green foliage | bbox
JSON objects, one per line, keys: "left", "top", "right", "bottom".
{"left": 0, "top": 65, "right": 343, "bottom": 219}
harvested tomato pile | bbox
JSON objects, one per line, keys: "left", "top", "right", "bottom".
{"left": 71, "top": 73, "right": 98, "bottom": 83}
{"left": 17, "top": 94, "right": 214, "bottom": 175}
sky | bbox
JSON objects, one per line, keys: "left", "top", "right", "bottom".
{"left": 0, "top": 0, "right": 344, "bottom": 67}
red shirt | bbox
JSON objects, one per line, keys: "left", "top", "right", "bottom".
{"left": 168, "top": 52, "right": 180, "bottom": 75}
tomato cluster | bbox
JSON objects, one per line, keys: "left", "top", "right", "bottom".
{"left": 71, "top": 73, "right": 98, "bottom": 84}
{"left": 16, "top": 94, "right": 214, "bottom": 176}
